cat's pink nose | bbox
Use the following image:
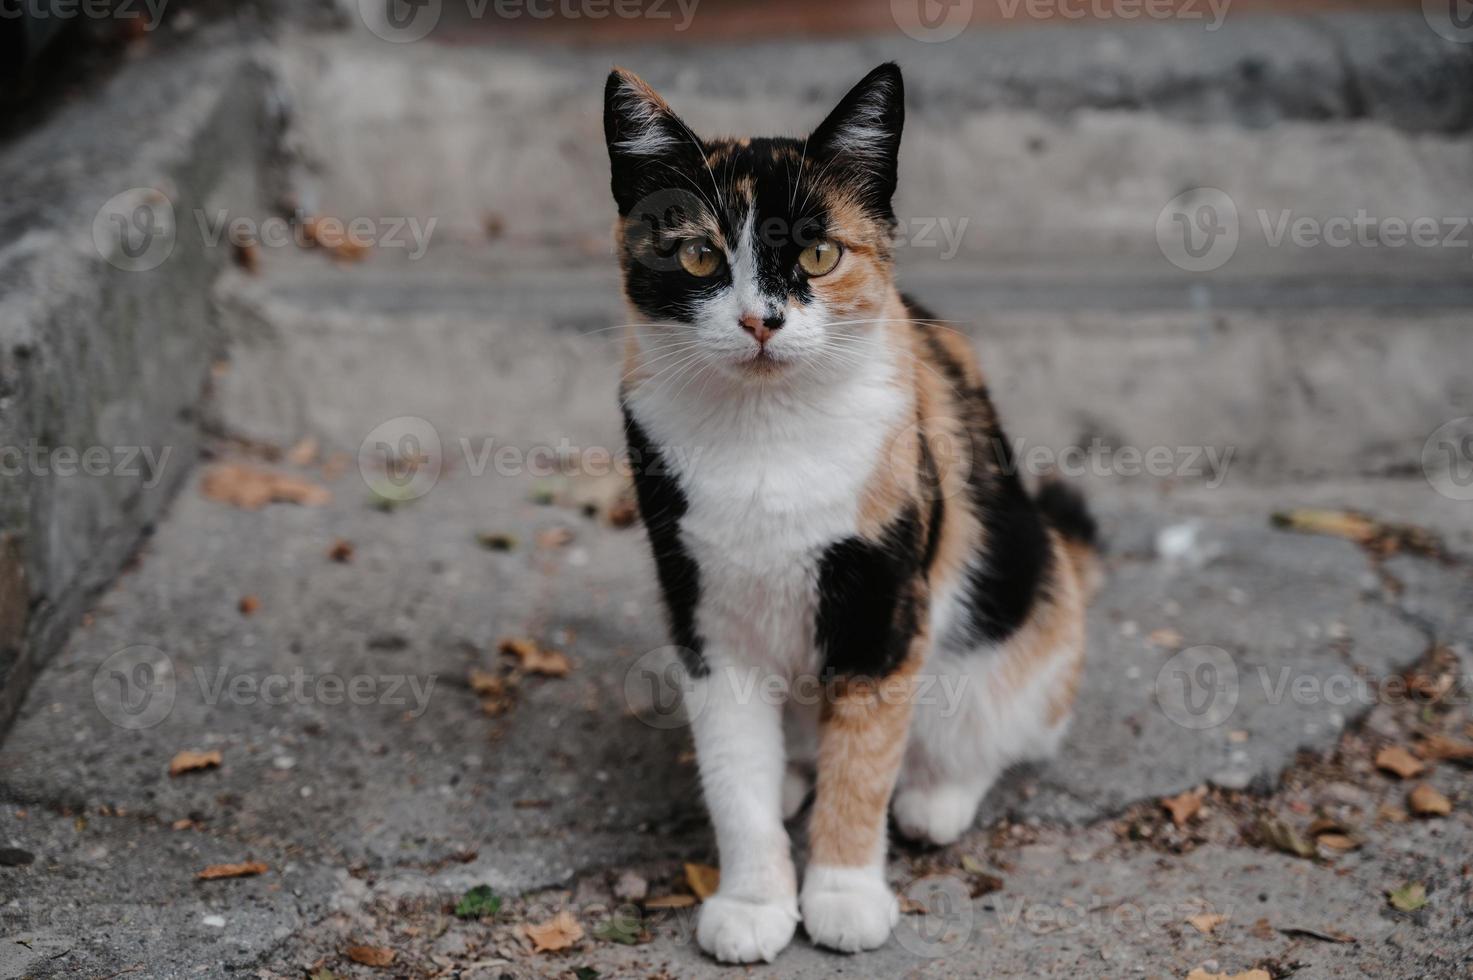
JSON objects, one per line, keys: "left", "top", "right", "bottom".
{"left": 739, "top": 312, "right": 784, "bottom": 345}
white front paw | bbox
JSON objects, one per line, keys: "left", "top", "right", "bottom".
{"left": 697, "top": 893, "right": 799, "bottom": 964}
{"left": 800, "top": 866, "right": 899, "bottom": 953}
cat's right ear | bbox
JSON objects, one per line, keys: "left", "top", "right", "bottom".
{"left": 604, "top": 68, "right": 703, "bottom": 215}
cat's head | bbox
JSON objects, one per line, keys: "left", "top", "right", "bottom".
{"left": 604, "top": 63, "right": 904, "bottom": 383}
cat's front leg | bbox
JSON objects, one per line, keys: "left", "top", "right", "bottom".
{"left": 690, "top": 661, "right": 799, "bottom": 963}
{"left": 800, "top": 656, "right": 920, "bottom": 953}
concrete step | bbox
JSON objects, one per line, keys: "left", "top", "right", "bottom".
{"left": 208, "top": 246, "right": 1473, "bottom": 489}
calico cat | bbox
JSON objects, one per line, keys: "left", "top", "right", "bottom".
{"left": 604, "top": 63, "right": 1100, "bottom": 963}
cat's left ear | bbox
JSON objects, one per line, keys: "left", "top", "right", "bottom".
{"left": 604, "top": 68, "right": 705, "bottom": 215}
{"left": 809, "top": 63, "right": 905, "bottom": 212}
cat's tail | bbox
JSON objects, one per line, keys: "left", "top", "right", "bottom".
{"left": 1035, "top": 479, "right": 1103, "bottom": 599}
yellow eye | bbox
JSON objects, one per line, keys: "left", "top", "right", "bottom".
{"left": 797, "top": 240, "right": 842, "bottom": 277}
{"left": 677, "top": 238, "right": 723, "bottom": 278}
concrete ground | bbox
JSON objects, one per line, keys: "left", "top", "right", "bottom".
{"left": 3, "top": 247, "right": 1471, "bottom": 977}
{"left": 3, "top": 12, "right": 1473, "bottom": 979}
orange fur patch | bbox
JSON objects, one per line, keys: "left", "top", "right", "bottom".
{"left": 809, "top": 637, "right": 926, "bottom": 867}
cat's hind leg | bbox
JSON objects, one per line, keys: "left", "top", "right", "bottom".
{"left": 894, "top": 619, "right": 1085, "bottom": 846}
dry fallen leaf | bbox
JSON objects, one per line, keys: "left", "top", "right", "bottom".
{"left": 1376, "top": 746, "right": 1427, "bottom": 779}
{"left": 536, "top": 527, "right": 575, "bottom": 550}
{"left": 197, "top": 861, "right": 267, "bottom": 880}
{"left": 1257, "top": 817, "right": 1316, "bottom": 859}
{"left": 233, "top": 241, "right": 261, "bottom": 275}
{"left": 1186, "top": 912, "right": 1227, "bottom": 935}
{"left": 1279, "top": 924, "right": 1357, "bottom": 944}
{"left": 476, "top": 532, "right": 519, "bottom": 552}
{"left": 201, "top": 463, "right": 331, "bottom": 510}
{"left": 1148, "top": 627, "right": 1184, "bottom": 649}
{"left": 524, "top": 910, "right": 584, "bottom": 953}
{"left": 286, "top": 436, "right": 319, "bottom": 467}
{"left": 642, "top": 894, "right": 696, "bottom": 910}
{"left": 1408, "top": 783, "right": 1452, "bottom": 817}
{"left": 321, "top": 452, "right": 351, "bottom": 481}
{"left": 468, "top": 668, "right": 515, "bottom": 716}
{"left": 1316, "top": 833, "right": 1360, "bottom": 852}
{"left": 238, "top": 595, "right": 260, "bottom": 616}
{"left": 1417, "top": 733, "right": 1473, "bottom": 763}
{"left": 1271, "top": 509, "right": 1377, "bottom": 544}
{"left": 684, "top": 863, "right": 720, "bottom": 901}
{"left": 499, "top": 637, "right": 572, "bottom": 678}
{"left": 302, "top": 216, "right": 370, "bottom": 263}
{"left": 607, "top": 496, "right": 639, "bottom": 529}
{"left": 1271, "top": 509, "right": 1444, "bottom": 559}
{"left": 344, "top": 945, "right": 395, "bottom": 967}
{"left": 1407, "top": 673, "right": 1453, "bottom": 701}
{"left": 899, "top": 894, "right": 928, "bottom": 915}
{"left": 169, "top": 750, "right": 222, "bottom": 777}
{"left": 468, "top": 669, "right": 504, "bottom": 696}
{"left": 1388, "top": 882, "right": 1428, "bottom": 913}
{"left": 1162, "top": 790, "right": 1204, "bottom": 827}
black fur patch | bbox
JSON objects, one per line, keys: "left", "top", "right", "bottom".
{"left": 1035, "top": 480, "right": 1099, "bottom": 548}
{"left": 815, "top": 504, "right": 924, "bottom": 679}
{"left": 962, "top": 472, "right": 1053, "bottom": 645}
{"left": 622, "top": 408, "right": 706, "bottom": 677}
{"left": 907, "top": 305, "right": 1054, "bottom": 646}
{"left": 918, "top": 430, "right": 944, "bottom": 574}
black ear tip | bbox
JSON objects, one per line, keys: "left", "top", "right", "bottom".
{"left": 857, "top": 62, "right": 903, "bottom": 107}
{"left": 606, "top": 67, "right": 630, "bottom": 100}
{"left": 870, "top": 62, "right": 902, "bottom": 86}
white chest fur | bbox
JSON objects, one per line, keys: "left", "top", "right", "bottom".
{"left": 626, "top": 347, "right": 909, "bottom": 671}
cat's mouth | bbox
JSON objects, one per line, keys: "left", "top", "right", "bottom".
{"left": 738, "top": 346, "right": 789, "bottom": 375}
